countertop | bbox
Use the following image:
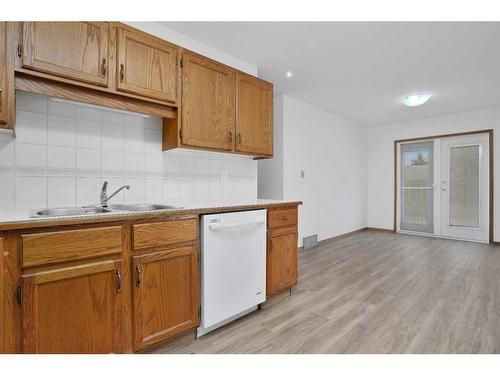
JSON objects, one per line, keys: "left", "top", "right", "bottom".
{"left": 0, "top": 199, "right": 302, "bottom": 231}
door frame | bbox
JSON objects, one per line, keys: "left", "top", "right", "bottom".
{"left": 393, "top": 129, "right": 494, "bottom": 244}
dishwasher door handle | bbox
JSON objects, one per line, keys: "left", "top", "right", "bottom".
{"left": 208, "top": 219, "right": 265, "bottom": 231}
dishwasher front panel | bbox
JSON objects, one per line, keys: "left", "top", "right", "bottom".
{"left": 200, "top": 209, "right": 267, "bottom": 332}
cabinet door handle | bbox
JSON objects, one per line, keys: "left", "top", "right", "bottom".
{"left": 237, "top": 133, "right": 242, "bottom": 145}
{"left": 115, "top": 269, "right": 122, "bottom": 293}
{"left": 101, "top": 58, "right": 107, "bottom": 77}
{"left": 0, "top": 88, "right": 3, "bottom": 112}
{"left": 227, "top": 131, "right": 232, "bottom": 144}
{"left": 119, "top": 63, "right": 125, "bottom": 83}
{"left": 268, "top": 238, "right": 272, "bottom": 251}
{"left": 135, "top": 265, "right": 142, "bottom": 288}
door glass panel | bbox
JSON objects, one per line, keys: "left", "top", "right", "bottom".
{"left": 449, "top": 145, "right": 480, "bottom": 227}
{"left": 400, "top": 141, "right": 434, "bottom": 233}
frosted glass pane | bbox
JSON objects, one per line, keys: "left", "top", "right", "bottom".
{"left": 403, "top": 189, "right": 431, "bottom": 225}
{"left": 449, "top": 145, "right": 480, "bottom": 227}
{"left": 403, "top": 148, "right": 430, "bottom": 187}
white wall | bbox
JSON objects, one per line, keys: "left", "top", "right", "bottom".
{"left": 259, "top": 95, "right": 367, "bottom": 246}
{"left": 258, "top": 96, "right": 283, "bottom": 200}
{"left": 365, "top": 105, "right": 500, "bottom": 241}
{"left": 125, "top": 22, "right": 258, "bottom": 76}
{"left": 0, "top": 91, "right": 257, "bottom": 210}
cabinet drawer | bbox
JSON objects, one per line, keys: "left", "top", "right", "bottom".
{"left": 21, "top": 226, "right": 122, "bottom": 268}
{"left": 268, "top": 207, "right": 297, "bottom": 229}
{"left": 133, "top": 219, "right": 198, "bottom": 251}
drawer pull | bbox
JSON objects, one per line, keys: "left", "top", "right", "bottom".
{"left": 279, "top": 217, "right": 289, "bottom": 221}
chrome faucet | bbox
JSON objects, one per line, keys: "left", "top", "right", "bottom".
{"left": 100, "top": 181, "right": 130, "bottom": 207}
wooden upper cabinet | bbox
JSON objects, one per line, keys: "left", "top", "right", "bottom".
{"left": 181, "top": 51, "right": 235, "bottom": 150}
{"left": 22, "top": 22, "right": 109, "bottom": 87}
{"left": 236, "top": 73, "right": 273, "bottom": 156}
{"left": 267, "top": 226, "right": 298, "bottom": 297}
{"left": 22, "top": 259, "right": 124, "bottom": 353}
{"left": 132, "top": 246, "right": 199, "bottom": 351}
{"left": 116, "top": 27, "right": 177, "bottom": 103}
{"left": 0, "top": 22, "right": 7, "bottom": 126}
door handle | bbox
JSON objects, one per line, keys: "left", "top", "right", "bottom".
{"left": 119, "top": 63, "right": 125, "bottom": 83}
{"left": 101, "top": 58, "right": 107, "bottom": 77}
{"left": 115, "top": 269, "right": 122, "bottom": 293}
{"left": 135, "top": 265, "right": 142, "bottom": 288}
{"left": 441, "top": 181, "right": 448, "bottom": 191}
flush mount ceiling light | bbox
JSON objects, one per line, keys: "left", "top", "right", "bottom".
{"left": 402, "top": 93, "right": 431, "bottom": 107}
{"left": 286, "top": 71, "right": 293, "bottom": 78}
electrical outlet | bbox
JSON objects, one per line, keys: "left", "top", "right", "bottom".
{"left": 220, "top": 169, "right": 228, "bottom": 182}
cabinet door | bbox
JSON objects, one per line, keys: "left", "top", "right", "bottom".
{"left": 0, "top": 22, "right": 8, "bottom": 125}
{"left": 22, "top": 22, "right": 109, "bottom": 87}
{"left": 22, "top": 259, "right": 124, "bottom": 353}
{"left": 116, "top": 28, "right": 177, "bottom": 103}
{"left": 132, "top": 246, "right": 199, "bottom": 351}
{"left": 236, "top": 73, "right": 273, "bottom": 156}
{"left": 181, "top": 51, "right": 235, "bottom": 151}
{"left": 267, "top": 227, "right": 298, "bottom": 296}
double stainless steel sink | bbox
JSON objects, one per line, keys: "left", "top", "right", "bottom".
{"left": 30, "top": 203, "right": 182, "bottom": 218}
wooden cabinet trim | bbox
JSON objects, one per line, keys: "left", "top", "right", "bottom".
{"left": 24, "top": 258, "right": 118, "bottom": 284}
{"left": 133, "top": 218, "right": 198, "bottom": 251}
{"left": 21, "top": 226, "right": 122, "bottom": 268}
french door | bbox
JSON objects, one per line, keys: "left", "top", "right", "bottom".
{"left": 397, "top": 133, "right": 490, "bottom": 243}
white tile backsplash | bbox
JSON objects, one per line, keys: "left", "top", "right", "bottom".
{"left": 15, "top": 176, "right": 47, "bottom": 209}
{"left": 48, "top": 177, "right": 76, "bottom": 207}
{"left": 76, "top": 119, "right": 101, "bottom": 149}
{"left": 48, "top": 145, "right": 75, "bottom": 176}
{"left": 48, "top": 115, "right": 76, "bottom": 147}
{"left": 1, "top": 91, "right": 258, "bottom": 210}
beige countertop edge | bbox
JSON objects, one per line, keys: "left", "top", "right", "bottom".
{"left": 0, "top": 201, "right": 303, "bottom": 232}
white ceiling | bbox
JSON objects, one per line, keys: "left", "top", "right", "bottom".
{"left": 161, "top": 22, "right": 500, "bottom": 126}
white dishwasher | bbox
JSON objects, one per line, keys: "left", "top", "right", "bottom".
{"left": 198, "top": 209, "right": 267, "bottom": 337}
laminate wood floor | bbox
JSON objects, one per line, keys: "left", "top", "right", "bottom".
{"left": 145, "top": 231, "right": 500, "bottom": 354}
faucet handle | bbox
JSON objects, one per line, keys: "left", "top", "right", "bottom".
{"left": 101, "top": 180, "right": 108, "bottom": 192}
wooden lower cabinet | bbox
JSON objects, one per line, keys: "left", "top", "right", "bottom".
{"left": 132, "top": 245, "right": 199, "bottom": 351}
{"left": 21, "top": 259, "right": 124, "bottom": 353}
{"left": 266, "top": 226, "right": 298, "bottom": 297}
